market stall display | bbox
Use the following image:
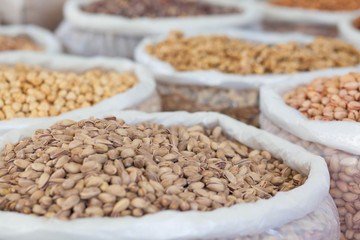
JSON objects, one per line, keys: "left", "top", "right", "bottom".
{"left": 261, "top": 0, "right": 360, "bottom": 37}
{"left": 260, "top": 68, "right": 360, "bottom": 240}
{"left": 0, "top": 111, "right": 338, "bottom": 239}
{"left": 135, "top": 29, "right": 360, "bottom": 127}
{"left": 0, "top": 52, "right": 159, "bottom": 134}
{"left": 0, "top": 25, "right": 61, "bottom": 53}
{"left": 55, "top": 0, "right": 258, "bottom": 58}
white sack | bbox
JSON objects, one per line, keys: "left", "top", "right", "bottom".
{"left": 0, "top": 25, "right": 62, "bottom": 53}
{"left": 339, "top": 16, "right": 360, "bottom": 51}
{"left": 0, "top": 0, "right": 66, "bottom": 30}
{"left": 260, "top": 2, "right": 360, "bottom": 26}
{"left": 0, "top": 52, "right": 157, "bottom": 134}
{"left": 56, "top": 0, "right": 259, "bottom": 58}
{"left": 135, "top": 29, "right": 360, "bottom": 89}
{"left": 260, "top": 67, "right": 360, "bottom": 155}
{"left": 0, "top": 111, "right": 333, "bottom": 240}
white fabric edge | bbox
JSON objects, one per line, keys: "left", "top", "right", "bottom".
{"left": 339, "top": 15, "right": 360, "bottom": 51}
{"left": 260, "top": 67, "right": 360, "bottom": 155}
{"left": 261, "top": 2, "right": 360, "bottom": 25}
{"left": 63, "top": 0, "right": 259, "bottom": 36}
{"left": 0, "top": 52, "right": 155, "bottom": 134}
{"left": 0, "top": 24, "right": 62, "bottom": 53}
{"left": 134, "top": 29, "right": 360, "bottom": 89}
{"left": 0, "top": 111, "right": 329, "bottom": 239}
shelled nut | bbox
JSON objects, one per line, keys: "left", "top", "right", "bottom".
{"left": 147, "top": 31, "right": 360, "bottom": 75}
{"left": 284, "top": 72, "right": 360, "bottom": 121}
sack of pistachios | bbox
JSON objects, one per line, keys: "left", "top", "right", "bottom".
{"left": 0, "top": 111, "right": 338, "bottom": 240}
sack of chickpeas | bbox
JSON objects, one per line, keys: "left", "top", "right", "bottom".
{"left": 0, "top": 52, "right": 159, "bottom": 135}
{"left": 260, "top": 0, "right": 360, "bottom": 37}
{"left": 0, "top": 0, "right": 66, "bottom": 31}
{"left": 135, "top": 29, "right": 360, "bottom": 127}
{"left": 0, "top": 25, "right": 62, "bottom": 53}
{"left": 0, "top": 110, "right": 338, "bottom": 239}
{"left": 55, "top": 0, "right": 258, "bottom": 58}
{"left": 260, "top": 67, "right": 360, "bottom": 240}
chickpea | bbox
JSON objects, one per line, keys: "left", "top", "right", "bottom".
{"left": 0, "top": 64, "right": 138, "bottom": 120}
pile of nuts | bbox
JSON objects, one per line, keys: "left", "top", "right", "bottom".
{"left": 0, "top": 117, "right": 306, "bottom": 220}
{"left": 0, "top": 35, "right": 42, "bottom": 52}
{"left": 146, "top": 32, "right": 360, "bottom": 75}
{"left": 158, "top": 83, "right": 259, "bottom": 127}
{"left": 260, "top": 116, "right": 360, "bottom": 240}
{"left": 284, "top": 72, "right": 360, "bottom": 121}
{"left": 353, "top": 17, "right": 360, "bottom": 30}
{"left": 82, "top": 0, "right": 240, "bottom": 18}
{"left": 0, "top": 64, "right": 138, "bottom": 120}
{"left": 270, "top": 0, "right": 360, "bottom": 11}
{"left": 262, "top": 21, "right": 339, "bottom": 37}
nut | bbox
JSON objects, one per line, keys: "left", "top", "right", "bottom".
{"left": 284, "top": 72, "right": 360, "bottom": 122}
{"left": 261, "top": 115, "right": 360, "bottom": 240}
{"left": 147, "top": 31, "right": 360, "bottom": 75}
{"left": 0, "top": 117, "right": 306, "bottom": 221}
{"left": 82, "top": 0, "right": 240, "bottom": 18}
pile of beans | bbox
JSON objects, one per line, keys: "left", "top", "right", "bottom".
{"left": 0, "top": 35, "right": 42, "bottom": 52}
{"left": 270, "top": 0, "right": 360, "bottom": 11}
{"left": 82, "top": 0, "right": 240, "bottom": 18}
{"left": 0, "top": 64, "right": 138, "bottom": 120}
{"left": 284, "top": 72, "right": 360, "bottom": 121}
{"left": 146, "top": 31, "right": 360, "bottom": 75}
{"left": 0, "top": 117, "right": 306, "bottom": 220}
